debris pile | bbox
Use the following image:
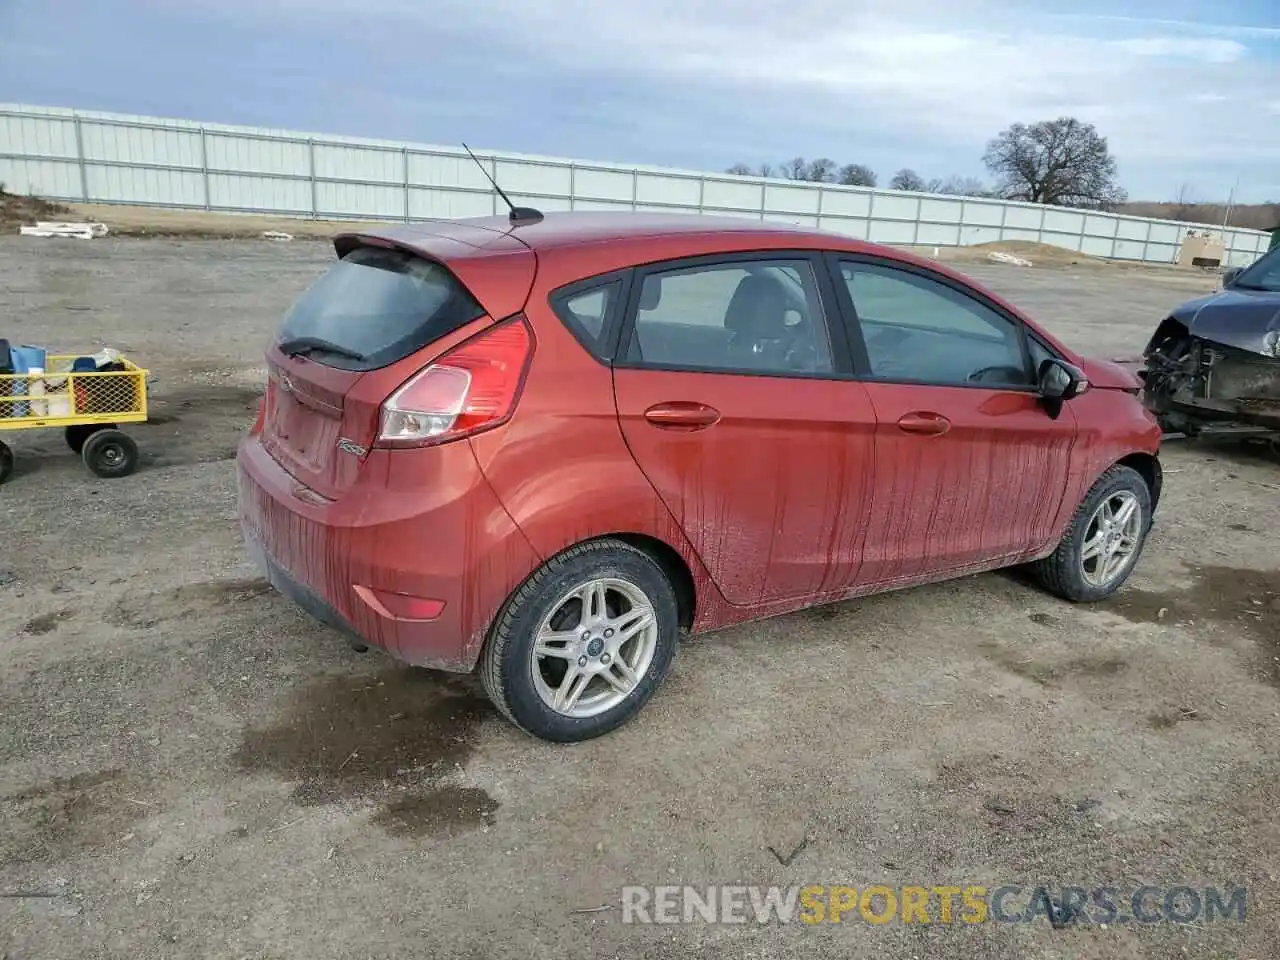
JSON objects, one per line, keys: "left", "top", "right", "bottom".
{"left": 0, "top": 184, "right": 72, "bottom": 231}
{"left": 986, "top": 250, "right": 1034, "bottom": 267}
{"left": 19, "top": 221, "right": 109, "bottom": 239}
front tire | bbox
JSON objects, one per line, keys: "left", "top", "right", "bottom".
{"left": 1030, "top": 464, "right": 1152, "bottom": 602}
{"left": 82, "top": 429, "right": 139, "bottom": 478}
{"left": 480, "top": 539, "right": 679, "bottom": 743}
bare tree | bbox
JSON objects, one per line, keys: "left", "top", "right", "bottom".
{"left": 837, "top": 164, "right": 877, "bottom": 187}
{"left": 806, "top": 158, "right": 838, "bottom": 183}
{"left": 983, "top": 117, "right": 1126, "bottom": 208}
{"left": 889, "top": 168, "right": 927, "bottom": 191}
{"left": 725, "top": 162, "right": 778, "bottom": 178}
{"left": 779, "top": 157, "right": 811, "bottom": 180}
{"left": 927, "top": 175, "right": 989, "bottom": 197}
{"left": 1172, "top": 182, "right": 1195, "bottom": 219}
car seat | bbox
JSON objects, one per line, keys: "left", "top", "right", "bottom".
{"left": 723, "top": 274, "right": 793, "bottom": 370}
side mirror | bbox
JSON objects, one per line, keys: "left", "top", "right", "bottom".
{"left": 1038, "top": 358, "right": 1088, "bottom": 418}
{"left": 1221, "top": 266, "right": 1242, "bottom": 288}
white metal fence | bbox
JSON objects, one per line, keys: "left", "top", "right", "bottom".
{"left": 1, "top": 103, "right": 1270, "bottom": 266}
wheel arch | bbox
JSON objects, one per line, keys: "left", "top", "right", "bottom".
{"left": 1116, "top": 451, "right": 1162, "bottom": 515}
{"left": 603, "top": 533, "right": 697, "bottom": 632}
{"left": 488, "top": 530, "right": 699, "bottom": 643}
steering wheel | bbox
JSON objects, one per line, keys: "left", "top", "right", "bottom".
{"left": 967, "top": 364, "right": 1029, "bottom": 385}
{"left": 776, "top": 314, "right": 823, "bottom": 371}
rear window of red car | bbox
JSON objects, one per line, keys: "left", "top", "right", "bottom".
{"left": 276, "top": 246, "right": 484, "bottom": 370}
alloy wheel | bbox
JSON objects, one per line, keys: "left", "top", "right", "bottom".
{"left": 1079, "top": 490, "right": 1143, "bottom": 587}
{"left": 530, "top": 577, "right": 658, "bottom": 718}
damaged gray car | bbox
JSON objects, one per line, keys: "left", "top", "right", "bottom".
{"left": 1140, "top": 246, "right": 1280, "bottom": 448}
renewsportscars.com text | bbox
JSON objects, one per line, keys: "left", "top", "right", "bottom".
{"left": 621, "top": 884, "right": 1248, "bottom": 926}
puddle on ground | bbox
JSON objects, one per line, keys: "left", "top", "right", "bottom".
{"left": 22, "top": 609, "right": 73, "bottom": 635}
{"left": 1, "top": 769, "right": 149, "bottom": 864}
{"left": 109, "top": 577, "right": 272, "bottom": 629}
{"left": 985, "top": 647, "right": 1130, "bottom": 686}
{"left": 804, "top": 604, "right": 842, "bottom": 622}
{"left": 1103, "top": 564, "right": 1277, "bottom": 637}
{"left": 235, "top": 667, "right": 498, "bottom": 836}
{"left": 372, "top": 785, "right": 500, "bottom": 837}
{"left": 1147, "top": 708, "right": 1206, "bottom": 730}
{"left": 1102, "top": 564, "right": 1279, "bottom": 686}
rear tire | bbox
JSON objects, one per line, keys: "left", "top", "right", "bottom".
{"left": 0, "top": 441, "right": 12, "bottom": 485}
{"left": 66, "top": 423, "right": 113, "bottom": 455}
{"left": 1029, "top": 464, "right": 1152, "bottom": 602}
{"left": 82, "top": 429, "right": 139, "bottom": 479}
{"left": 480, "top": 538, "right": 679, "bottom": 743}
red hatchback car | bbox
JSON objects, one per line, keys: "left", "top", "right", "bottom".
{"left": 237, "top": 211, "right": 1162, "bottom": 742}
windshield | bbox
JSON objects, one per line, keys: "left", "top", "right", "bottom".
{"left": 1231, "top": 247, "right": 1280, "bottom": 293}
{"left": 277, "top": 245, "right": 484, "bottom": 370}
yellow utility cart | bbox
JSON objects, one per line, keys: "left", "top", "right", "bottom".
{"left": 0, "top": 354, "right": 149, "bottom": 484}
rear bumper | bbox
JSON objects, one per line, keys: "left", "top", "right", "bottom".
{"left": 245, "top": 533, "right": 367, "bottom": 647}
{"left": 236, "top": 435, "right": 540, "bottom": 672}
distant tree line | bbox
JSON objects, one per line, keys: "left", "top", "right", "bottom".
{"left": 726, "top": 117, "right": 1141, "bottom": 212}
{"left": 1119, "top": 198, "right": 1280, "bottom": 232}
{"left": 725, "top": 159, "right": 883, "bottom": 187}
{"left": 725, "top": 159, "right": 993, "bottom": 197}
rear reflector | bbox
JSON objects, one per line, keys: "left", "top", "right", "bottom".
{"left": 354, "top": 585, "right": 445, "bottom": 621}
{"left": 376, "top": 316, "right": 533, "bottom": 448}
{"left": 250, "top": 394, "right": 267, "bottom": 435}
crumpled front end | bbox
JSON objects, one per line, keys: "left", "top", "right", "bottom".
{"left": 1139, "top": 315, "right": 1280, "bottom": 436}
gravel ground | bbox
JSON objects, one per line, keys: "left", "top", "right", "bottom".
{"left": 0, "top": 236, "right": 1276, "bottom": 960}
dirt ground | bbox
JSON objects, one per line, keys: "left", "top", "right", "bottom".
{"left": 0, "top": 234, "right": 1276, "bottom": 960}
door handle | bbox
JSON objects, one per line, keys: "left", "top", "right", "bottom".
{"left": 643, "top": 401, "right": 721, "bottom": 430}
{"left": 897, "top": 412, "right": 951, "bottom": 436}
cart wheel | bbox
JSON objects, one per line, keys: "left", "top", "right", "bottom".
{"left": 0, "top": 441, "right": 12, "bottom": 485}
{"left": 82, "top": 429, "right": 139, "bottom": 479}
{"left": 66, "top": 423, "right": 114, "bottom": 455}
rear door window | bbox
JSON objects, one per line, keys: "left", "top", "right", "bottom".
{"left": 276, "top": 245, "right": 484, "bottom": 370}
{"left": 621, "top": 258, "right": 836, "bottom": 376}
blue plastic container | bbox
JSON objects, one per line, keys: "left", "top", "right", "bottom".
{"left": 7, "top": 345, "right": 48, "bottom": 418}
{"left": 9, "top": 345, "right": 46, "bottom": 373}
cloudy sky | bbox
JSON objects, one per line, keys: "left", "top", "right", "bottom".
{"left": 1, "top": 0, "right": 1277, "bottom": 202}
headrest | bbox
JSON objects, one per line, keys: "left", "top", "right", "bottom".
{"left": 724, "top": 274, "right": 789, "bottom": 337}
{"left": 639, "top": 276, "right": 661, "bottom": 311}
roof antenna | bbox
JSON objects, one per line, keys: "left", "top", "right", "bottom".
{"left": 461, "top": 142, "right": 544, "bottom": 227}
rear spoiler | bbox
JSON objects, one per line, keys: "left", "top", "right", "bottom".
{"left": 332, "top": 227, "right": 537, "bottom": 322}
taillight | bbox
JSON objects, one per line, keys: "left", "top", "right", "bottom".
{"left": 376, "top": 316, "right": 533, "bottom": 448}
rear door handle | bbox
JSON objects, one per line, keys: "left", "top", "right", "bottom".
{"left": 644, "top": 401, "right": 721, "bottom": 430}
{"left": 897, "top": 411, "right": 951, "bottom": 436}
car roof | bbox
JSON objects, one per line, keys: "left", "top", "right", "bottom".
{"left": 339, "top": 212, "right": 1070, "bottom": 354}
{"left": 347, "top": 210, "right": 957, "bottom": 279}
{"left": 354, "top": 211, "right": 867, "bottom": 256}
{"left": 462, "top": 211, "right": 836, "bottom": 250}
